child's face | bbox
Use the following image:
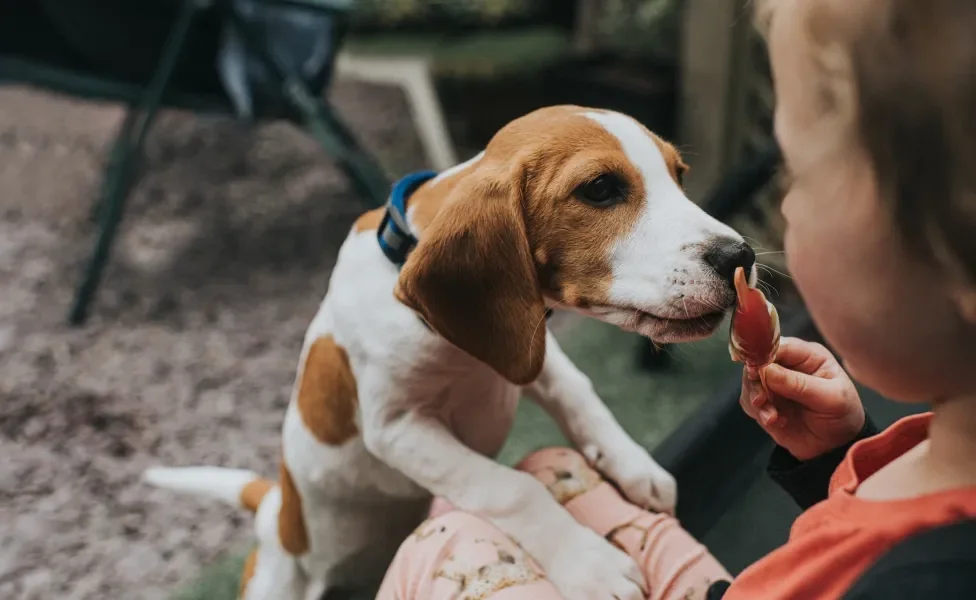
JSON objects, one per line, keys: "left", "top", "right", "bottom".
{"left": 768, "top": 0, "right": 976, "bottom": 402}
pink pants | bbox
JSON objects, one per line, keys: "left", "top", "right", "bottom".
{"left": 376, "top": 448, "right": 730, "bottom": 600}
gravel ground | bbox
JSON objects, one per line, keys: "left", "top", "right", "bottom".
{"left": 0, "top": 80, "right": 439, "bottom": 600}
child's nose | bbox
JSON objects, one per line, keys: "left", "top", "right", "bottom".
{"left": 704, "top": 238, "right": 756, "bottom": 284}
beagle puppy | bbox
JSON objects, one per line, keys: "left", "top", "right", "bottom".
{"left": 144, "top": 106, "right": 756, "bottom": 600}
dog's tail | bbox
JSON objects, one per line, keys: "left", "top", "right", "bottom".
{"left": 142, "top": 466, "right": 274, "bottom": 513}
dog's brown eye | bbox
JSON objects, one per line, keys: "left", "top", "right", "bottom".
{"left": 578, "top": 174, "right": 624, "bottom": 207}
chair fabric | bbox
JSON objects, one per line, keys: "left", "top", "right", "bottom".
{"left": 218, "top": 0, "right": 346, "bottom": 119}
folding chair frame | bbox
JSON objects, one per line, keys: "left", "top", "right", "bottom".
{"left": 59, "top": 0, "right": 390, "bottom": 325}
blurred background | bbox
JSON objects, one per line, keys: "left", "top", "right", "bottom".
{"left": 0, "top": 1, "right": 875, "bottom": 599}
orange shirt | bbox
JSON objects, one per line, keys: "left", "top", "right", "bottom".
{"left": 724, "top": 413, "right": 976, "bottom": 600}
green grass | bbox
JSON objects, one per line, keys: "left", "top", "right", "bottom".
{"left": 172, "top": 318, "right": 739, "bottom": 599}
{"left": 171, "top": 553, "right": 246, "bottom": 600}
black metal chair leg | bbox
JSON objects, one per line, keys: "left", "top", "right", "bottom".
{"left": 225, "top": 10, "right": 391, "bottom": 207}
{"left": 302, "top": 95, "right": 391, "bottom": 207}
{"left": 279, "top": 77, "right": 389, "bottom": 207}
{"left": 68, "top": 0, "right": 199, "bottom": 325}
{"left": 89, "top": 107, "right": 140, "bottom": 223}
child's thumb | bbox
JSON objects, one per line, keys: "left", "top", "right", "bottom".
{"left": 762, "top": 363, "right": 834, "bottom": 409}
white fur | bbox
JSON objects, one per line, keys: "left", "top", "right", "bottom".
{"left": 144, "top": 109, "right": 753, "bottom": 600}
{"left": 142, "top": 467, "right": 309, "bottom": 599}
{"left": 247, "top": 487, "right": 307, "bottom": 600}
{"left": 430, "top": 150, "right": 484, "bottom": 186}
{"left": 523, "top": 334, "right": 677, "bottom": 511}
{"left": 272, "top": 212, "right": 666, "bottom": 600}
{"left": 141, "top": 467, "right": 260, "bottom": 508}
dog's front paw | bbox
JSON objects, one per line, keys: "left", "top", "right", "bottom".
{"left": 544, "top": 527, "right": 646, "bottom": 600}
{"left": 583, "top": 442, "right": 677, "bottom": 514}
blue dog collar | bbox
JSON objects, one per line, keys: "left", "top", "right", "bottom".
{"left": 377, "top": 170, "right": 438, "bottom": 267}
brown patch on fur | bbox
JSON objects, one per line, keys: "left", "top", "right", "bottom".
{"left": 353, "top": 207, "right": 384, "bottom": 232}
{"left": 395, "top": 105, "right": 683, "bottom": 383}
{"left": 297, "top": 336, "right": 359, "bottom": 445}
{"left": 239, "top": 478, "right": 273, "bottom": 513}
{"left": 278, "top": 463, "right": 310, "bottom": 555}
{"left": 239, "top": 549, "right": 258, "bottom": 599}
{"left": 395, "top": 168, "right": 547, "bottom": 384}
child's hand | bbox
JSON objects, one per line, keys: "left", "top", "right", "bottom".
{"left": 739, "top": 337, "right": 865, "bottom": 461}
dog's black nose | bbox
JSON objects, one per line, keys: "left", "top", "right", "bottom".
{"left": 704, "top": 238, "right": 756, "bottom": 283}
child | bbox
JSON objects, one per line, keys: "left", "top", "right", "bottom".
{"left": 374, "top": 0, "right": 976, "bottom": 597}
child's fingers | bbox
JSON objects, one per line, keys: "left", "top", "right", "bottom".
{"left": 762, "top": 363, "right": 838, "bottom": 410}
{"left": 749, "top": 383, "right": 788, "bottom": 428}
{"left": 758, "top": 398, "right": 786, "bottom": 426}
{"left": 740, "top": 375, "right": 761, "bottom": 418}
{"left": 759, "top": 405, "right": 777, "bottom": 425}
{"left": 773, "top": 337, "right": 835, "bottom": 375}
{"left": 740, "top": 376, "right": 773, "bottom": 424}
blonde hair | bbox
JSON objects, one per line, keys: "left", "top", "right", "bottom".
{"left": 757, "top": 0, "right": 976, "bottom": 282}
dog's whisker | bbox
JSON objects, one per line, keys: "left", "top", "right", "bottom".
{"left": 705, "top": 298, "right": 725, "bottom": 311}
{"left": 742, "top": 236, "right": 766, "bottom": 250}
{"left": 756, "top": 280, "right": 772, "bottom": 294}
{"left": 757, "top": 262, "right": 793, "bottom": 280}
{"left": 756, "top": 280, "right": 780, "bottom": 298}
{"left": 690, "top": 295, "right": 724, "bottom": 313}
{"left": 663, "top": 343, "right": 687, "bottom": 362}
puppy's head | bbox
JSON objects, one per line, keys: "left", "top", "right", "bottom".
{"left": 396, "top": 106, "right": 755, "bottom": 384}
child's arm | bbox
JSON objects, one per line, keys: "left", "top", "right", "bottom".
{"left": 741, "top": 337, "right": 866, "bottom": 459}
{"left": 767, "top": 414, "right": 879, "bottom": 509}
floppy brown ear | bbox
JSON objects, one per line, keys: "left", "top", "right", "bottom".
{"left": 394, "top": 170, "right": 547, "bottom": 385}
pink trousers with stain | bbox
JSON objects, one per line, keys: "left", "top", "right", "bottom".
{"left": 375, "top": 448, "right": 730, "bottom": 600}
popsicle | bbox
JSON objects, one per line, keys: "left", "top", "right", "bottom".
{"left": 729, "top": 266, "right": 781, "bottom": 368}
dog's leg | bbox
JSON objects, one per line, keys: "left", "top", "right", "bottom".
{"left": 358, "top": 378, "right": 646, "bottom": 600}
{"left": 242, "top": 483, "right": 309, "bottom": 600}
{"left": 522, "top": 331, "right": 678, "bottom": 514}
{"left": 302, "top": 578, "right": 327, "bottom": 600}
{"left": 242, "top": 544, "right": 306, "bottom": 600}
